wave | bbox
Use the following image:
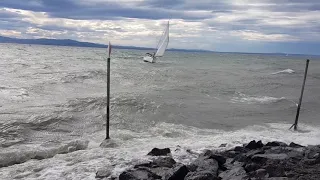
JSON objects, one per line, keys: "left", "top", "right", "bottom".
{"left": 0, "top": 140, "right": 88, "bottom": 168}
{"left": 230, "top": 92, "right": 286, "bottom": 104}
{"left": 271, "top": 69, "right": 295, "bottom": 75}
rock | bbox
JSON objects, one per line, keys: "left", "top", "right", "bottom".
{"left": 135, "top": 157, "right": 176, "bottom": 169}
{"left": 219, "top": 166, "right": 248, "bottom": 180}
{"left": 220, "top": 143, "right": 227, "bottom": 148}
{"left": 234, "top": 146, "right": 248, "bottom": 153}
{"left": 244, "top": 163, "right": 260, "bottom": 172}
{"left": 185, "top": 171, "right": 219, "bottom": 180}
{"left": 202, "top": 150, "right": 226, "bottom": 165}
{"left": 166, "top": 165, "right": 189, "bottom": 180}
{"left": 188, "top": 156, "right": 219, "bottom": 174}
{"left": 264, "top": 178, "right": 288, "bottom": 180}
{"left": 289, "top": 142, "right": 304, "bottom": 148}
{"left": 147, "top": 148, "right": 171, "bottom": 156}
{"left": 245, "top": 140, "right": 263, "bottom": 150}
{"left": 254, "top": 169, "right": 269, "bottom": 178}
{"left": 264, "top": 164, "right": 285, "bottom": 177}
{"left": 119, "top": 168, "right": 161, "bottom": 180}
{"left": 153, "top": 157, "right": 176, "bottom": 168}
{"left": 251, "top": 154, "right": 288, "bottom": 163}
{"left": 265, "top": 141, "right": 288, "bottom": 147}
{"left": 96, "top": 168, "right": 112, "bottom": 178}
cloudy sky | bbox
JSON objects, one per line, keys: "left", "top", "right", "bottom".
{"left": 0, "top": 0, "right": 319, "bottom": 54}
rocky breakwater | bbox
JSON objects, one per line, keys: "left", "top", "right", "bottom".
{"left": 96, "top": 141, "right": 320, "bottom": 179}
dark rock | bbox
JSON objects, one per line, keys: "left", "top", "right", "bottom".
{"left": 147, "top": 148, "right": 171, "bottom": 156}
{"left": 119, "top": 168, "right": 162, "bottom": 180}
{"left": 185, "top": 171, "right": 219, "bottom": 180}
{"left": 245, "top": 140, "right": 263, "bottom": 150}
{"left": 202, "top": 150, "right": 226, "bottom": 166}
{"left": 264, "top": 164, "right": 285, "bottom": 177}
{"left": 219, "top": 166, "right": 248, "bottom": 180}
{"left": 96, "top": 168, "right": 112, "bottom": 178}
{"left": 254, "top": 169, "right": 269, "bottom": 178}
{"left": 166, "top": 165, "right": 189, "bottom": 180}
{"left": 188, "top": 156, "right": 219, "bottom": 174}
{"left": 153, "top": 157, "right": 176, "bottom": 168}
{"left": 234, "top": 146, "right": 248, "bottom": 153}
{"left": 245, "top": 149, "right": 265, "bottom": 158}
{"left": 251, "top": 154, "right": 288, "bottom": 163}
{"left": 265, "top": 141, "right": 288, "bottom": 147}
{"left": 244, "top": 163, "right": 260, "bottom": 172}
{"left": 219, "top": 143, "right": 227, "bottom": 148}
{"left": 289, "top": 142, "right": 304, "bottom": 148}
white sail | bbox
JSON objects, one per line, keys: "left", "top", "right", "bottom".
{"left": 155, "top": 21, "right": 169, "bottom": 57}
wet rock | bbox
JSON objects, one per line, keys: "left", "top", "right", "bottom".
{"left": 245, "top": 140, "right": 264, "bottom": 150}
{"left": 251, "top": 154, "right": 288, "bottom": 163}
{"left": 289, "top": 142, "right": 304, "bottom": 148}
{"left": 234, "top": 146, "right": 248, "bottom": 153}
{"left": 265, "top": 141, "right": 287, "bottom": 147}
{"left": 166, "top": 165, "right": 189, "bottom": 180}
{"left": 219, "top": 143, "right": 227, "bottom": 148}
{"left": 119, "top": 168, "right": 161, "bottom": 180}
{"left": 202, "top": 150, "right": 226, "bottom": 166}
{"left": 219, "top": 166, "right": 248, "bottom": 180}
{"left": 254, "top": 169, "right": 269, "bottom": 178}
{"left": 135, "top": 157, "right": 176, "bottom": 169}
{"left": 147, "top": 148, "right": 171, "bottom": 156}
{"left": 185, "top": 171, "right": 219, "bottom": 180}
{"left": 188, "top": 156, "right": 219, "bottom": 174}
{"left": 244, "top": 163, "right": 260, "bottom": 172}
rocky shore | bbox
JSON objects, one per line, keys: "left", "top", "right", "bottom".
{"left": 96, "top": 140, "right": 320, "bottom": 180}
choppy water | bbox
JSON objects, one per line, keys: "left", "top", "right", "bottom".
{"left": 0, "top": 43, "right": 320, "bottom": 179}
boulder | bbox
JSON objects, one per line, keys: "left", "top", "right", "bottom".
{"left": 119, "top": 168, "right": 162, "bottom": 180}
{"left": 265, "top": 141, "right": 287, "bottom": 147}
{"left": 185, "top": 171, "right": 219, "bottom": 180}
{"left": 188, "top": 156, "right": 219, "bottom": 174}
{"left": 251, "top": 154, "right": 288, "bottom": 163}
{"left": 147, "top": 148, "right": 171, "bottom": 156}
{"left": 289, "top": 142, "right": 304, "bottom": 148}
{"left": 219, "top": 166, "right": 248, "bottom": 180}
{"left": 245, "top": 140, "right": 264, "bottom": 150}
{"left": 166, "top": 165, "right": 189, "bottom": 180}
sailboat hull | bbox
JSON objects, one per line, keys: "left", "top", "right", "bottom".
{"left": 143, "top": 56, "right": 156, "bottom": 63}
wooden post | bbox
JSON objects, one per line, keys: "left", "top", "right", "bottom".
{"left": 106, "top": 42, "right": 111, "bottom": 139}
{"left": 290, "top": 59, "right": 309, "bottom": 130}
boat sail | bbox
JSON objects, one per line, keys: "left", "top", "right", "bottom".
{"left": 143, "top": 21, "right": 169, "bottom": 63}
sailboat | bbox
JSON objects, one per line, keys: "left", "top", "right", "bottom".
{"left": 143, "top": 21, "right": 169, "bottom": 63}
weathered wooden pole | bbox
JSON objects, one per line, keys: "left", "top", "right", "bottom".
{"left": 290, "top": 59, "right": 309, "bottom": 131}
{"left": 106, "top": 41, "right": 111, "bottom": 139}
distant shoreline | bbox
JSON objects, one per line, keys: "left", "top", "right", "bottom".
{"left": 0, "top": 35, "right": 319, "bottom": 56}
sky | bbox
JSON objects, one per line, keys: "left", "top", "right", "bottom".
{"left": 0, "top": 0, "right": 319, "bottom": 54}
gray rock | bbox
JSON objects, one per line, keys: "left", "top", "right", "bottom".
{"left": 119, "top": 168, "right": 161, "bottom": 180}
{"left": 244, "top": 163, "right": 260, "bottom": 172}
{"left": 255, "top": 169, "right": 269, "bottom": 178}
{"left": 265, "top": 141, "right": 287, "bottom": 147}
{"left": 147, "top": 148, "right": 171, "bottom": 156}
{"left": 185, "top": 171, "right": 219, "bottom": 180}
{"left": 100, "top": 139, "right": 118, "bottom": 148}
{"left": 289, "top": 142, "right": 304, "bottom": 148}
{"left": 219, "top": 166, "right": 248, "bottom": 180}
{"left": 188, "top": 156, "right": 219, "bottom": 174}
{"left": 251, "top": 154, "right": 288, "bottom": 163}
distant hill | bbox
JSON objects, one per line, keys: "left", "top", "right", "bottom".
{"left": 0, "top": 35, "right": 212, "bottom": 52}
